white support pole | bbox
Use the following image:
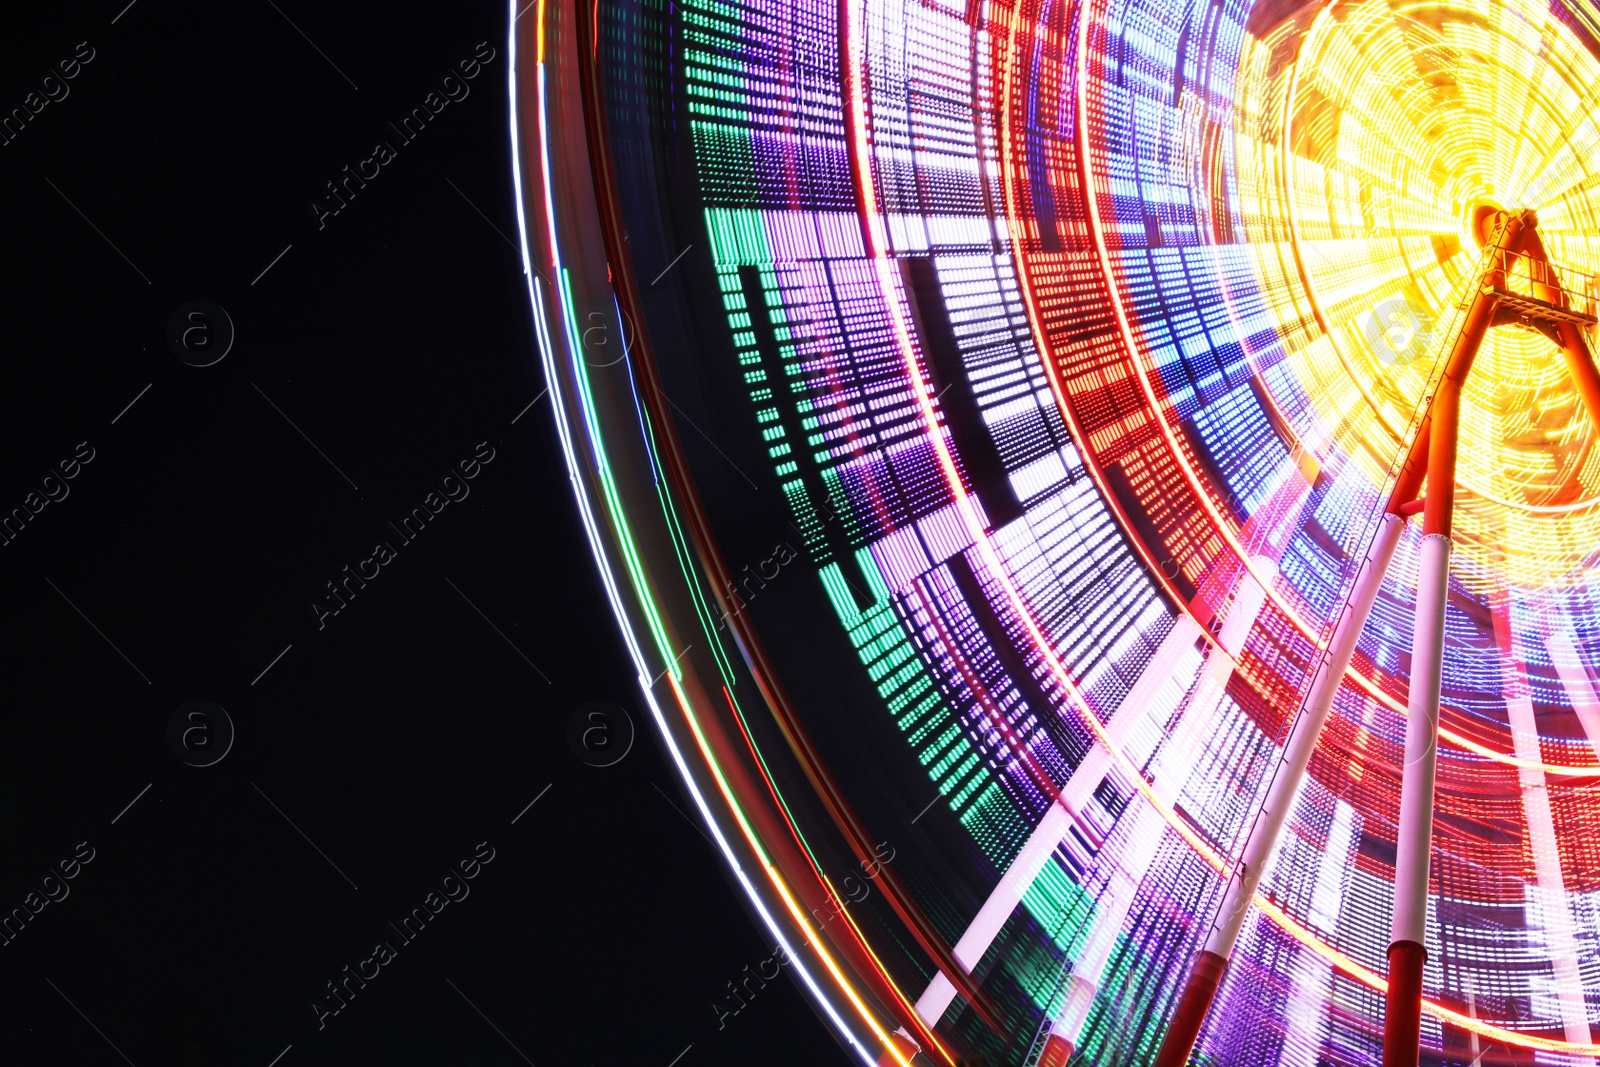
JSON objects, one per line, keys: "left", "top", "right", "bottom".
{"left": 1203, "top": 513, "right": 1405, "bottom": 960}
{"left": 1391, "top": 532, "right": 1451, "bottom": 951}
{"left": 1150, "top": 517, "right": 1403, "bottom": 1067}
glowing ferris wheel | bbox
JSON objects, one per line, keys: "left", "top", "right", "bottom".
{"left": 516, "top": 0, "right": 1600, "bottom": 1060}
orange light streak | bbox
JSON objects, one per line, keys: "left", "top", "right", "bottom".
{"left": 662, "top": 672, "right": 916, "bottom": 1067}
{"left": 720, "top": 685, "right": 958, "bottom": 1067}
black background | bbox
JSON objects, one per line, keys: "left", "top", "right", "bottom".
{"left": 0, "top": 2, "right": 850, "bottom": 1065}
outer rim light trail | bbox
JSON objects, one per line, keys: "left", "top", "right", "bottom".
{"left": 508, "top": 5, "right": 888, "bottom": 1063}
{"left": 718, "top": 682, "right": 959, "bottom": 1065}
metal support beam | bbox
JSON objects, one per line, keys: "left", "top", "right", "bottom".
{"left": 1150, "top": 513, "right": 1404, "bottom": 1067}
{"left": 1554, "top": 319, "right": 1600, "bottom": 435}
{"left": 1382, "top": 213, "right": 1517, "bottom": 1067}
{"left": 1522, "top": 226, "right": 1600, "bottom": 436}
{"left": 1382, "top": 529, "right": 1449, "bottom": 1067}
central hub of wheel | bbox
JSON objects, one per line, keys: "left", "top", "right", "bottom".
{"left": 1469, "top": 201, "right": 1508, "bottom": 247}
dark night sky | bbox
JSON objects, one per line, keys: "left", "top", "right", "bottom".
{"left": 0, "top": 3, "right": 850, "bottom": 1065}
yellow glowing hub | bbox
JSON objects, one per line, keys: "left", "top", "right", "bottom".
{"left": 1235, "top": 0, "right": 1600, "bottom": 589}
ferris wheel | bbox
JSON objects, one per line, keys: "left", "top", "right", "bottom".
{"left": 518, "top": 0, "right": 1600, "bottom": 1060}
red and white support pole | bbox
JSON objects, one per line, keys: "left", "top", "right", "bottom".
{"left": 1150, "top": 511, "right": 1404, "bottom": 1067}
{"left": 1383, "top": 524, "right": 1449, "bottom": 1067}
{"left": 1150, "top": 325, "right": 1447, "bottom": 1067}
{"left": 1382, "top": 213, "right": 1518, "bottom": 1067}
{"left": 1156, "top": 213, "right": 1525, "bottom": 1067}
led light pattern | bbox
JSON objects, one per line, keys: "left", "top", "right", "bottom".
{"left": 533, "top": 0, "right": 1600, "bottom": 1059}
